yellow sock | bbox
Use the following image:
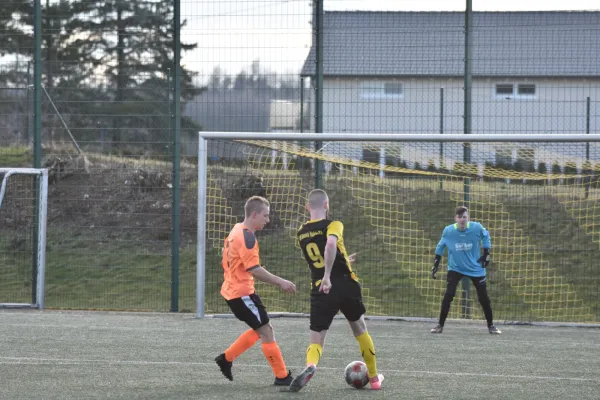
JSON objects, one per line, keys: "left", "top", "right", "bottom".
{"left": 306, "top": 343, "right": 323, "bottom": 366}
{"left": 355, "top": 332, "right": 377, "bottom": 378}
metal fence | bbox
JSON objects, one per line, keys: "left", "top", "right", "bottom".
{"left": 0, "top": 1, "right": 599, "bottom": 321}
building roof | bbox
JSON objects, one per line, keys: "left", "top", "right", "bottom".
{"left": 301, "top": 11, "right": 600, "bottom": 78}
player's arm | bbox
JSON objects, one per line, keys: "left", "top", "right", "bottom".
{"left": 477, "top": 225, "right": 492, "bottom": 267}
{"left": 321, "top": 221, "right": 344, "bottom": 293}
{"left": 319, "top": 235, "right": 337, "bottom": 293}
{"left": 431, "top": 228, "right": 447, "bottom": 279}
{"left": 250, "top": 267, "right": 295, "bottom": 293}
{"left": 323, "top": 236, "right": 337, "bottom": 279}
{"left": 241, "top": 230, "right": 296, "bottom": 293}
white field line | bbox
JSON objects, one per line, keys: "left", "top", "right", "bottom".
{"left": 0, "top": 357, "right": 598, "bottom": 383}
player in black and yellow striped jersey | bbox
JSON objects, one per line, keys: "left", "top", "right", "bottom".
{"left": 297, "top": 218, "right": 358, "bottom": 286}
{"left": 288, "top": 189, "right": 384, "bottom": 392}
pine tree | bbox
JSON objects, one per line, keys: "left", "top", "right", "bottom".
{"left": 67, "top": 0, "right": 202, "bottom": 147}
{"left": 0, "top": 1, "right": 32, "bottom": 141}
{"left": 0, "top": 0, "right": 31, "bottom": 86}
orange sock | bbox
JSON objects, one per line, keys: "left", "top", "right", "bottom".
{"left": 261, "top": 341, "right": 288, "bottom": 379}
{"left": 224, "top": 329, "right": 260, "bottom": 362}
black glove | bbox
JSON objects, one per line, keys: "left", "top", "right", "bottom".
{"left": 478, "top": 249, "right": 491, "bottom": 268}
{"left": 431, "top": 255, "right": 442, "bottom": 279}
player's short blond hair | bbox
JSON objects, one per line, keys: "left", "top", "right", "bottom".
{"left": 307, "top": 189, "right": 328, "bottom": 209}
{"left": 244, "top": 196, "right": 269, "bottom": 218}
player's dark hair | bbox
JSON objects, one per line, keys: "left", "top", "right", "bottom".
{"left": 245, "top": 196, "right": 269, "bottom": 218}
{"left": 455, "top": 206, "right": 468, "bottom": 217}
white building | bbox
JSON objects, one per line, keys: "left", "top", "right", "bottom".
{"left": 301, "top": 11, "right": 600, "bottom": 170}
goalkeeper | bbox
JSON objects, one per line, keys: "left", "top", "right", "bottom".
{"left": 430, "top": 206, "right": 501, "bottom": 334}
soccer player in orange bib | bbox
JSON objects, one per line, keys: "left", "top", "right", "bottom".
{"left": 215, "top": 196, "right": 297, "bottom": 386}
{"left": 289, "top": 189, "right": 384, "bottom": 392}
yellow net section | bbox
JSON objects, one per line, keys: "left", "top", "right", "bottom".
{"left": 204, "top": 139, "right": 600, "bottom": 323}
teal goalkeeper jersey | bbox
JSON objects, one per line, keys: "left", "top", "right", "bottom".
{"left": 435, "top": 221, "right": 491, "bottom": 277}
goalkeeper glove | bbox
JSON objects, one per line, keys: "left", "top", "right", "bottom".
{"left": 478, "top": 248, "right": 491, "bottom": 268}
{"left": 431, "top": 255, "right": 442, "bottom": 279}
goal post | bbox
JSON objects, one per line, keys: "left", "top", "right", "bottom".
{"left": 0, "top": 168, "right": 48, "bottom": 309}
{"left": 196, "top": 132, "right": 600, "bottom": 324}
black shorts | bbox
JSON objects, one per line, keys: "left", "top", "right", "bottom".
{"left": 310, "top": 276, "right": 366, "bottom": 332}
{"left": 226, "top": 293, "right": 270, "bottom": 330}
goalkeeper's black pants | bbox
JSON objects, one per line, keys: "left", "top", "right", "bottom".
{"left": 438, "top": 271, "right": 494, "bottom": 327}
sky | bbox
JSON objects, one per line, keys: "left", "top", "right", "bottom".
{"left": 180, "top": 0, "right": 600, "bottom": 81}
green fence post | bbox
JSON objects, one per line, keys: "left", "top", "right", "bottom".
{"left": 300, "top": 77, "right": 304, "bottom": 134}
{"left": 31, "top": 0, "right": 42, "bottom": 305}
{"left": 461, "top": 0, "right": 473, "bottom": 319}
{"left": 585, "top": 96, "right": 591, "bottom": 199}
{"left": 314, "top": 0, "right": 323, "bottom": 189}
{"left": 170, "top": 0, "right": 181, "bottom": 312}
{"left": 439, "top": 87, "right": 444, "bottom": 190}
{"left": 26, "top": 62, "right": 31, "bottom": 144}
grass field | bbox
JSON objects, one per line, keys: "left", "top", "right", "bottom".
{"left": 0, "top": 145, "right": 31, "bottom": 167}
{"left": 1, "top": 310, "right": 598, "bottom": 400}
{"left": 1, "top": 149, "right": 599, "bottom": 321}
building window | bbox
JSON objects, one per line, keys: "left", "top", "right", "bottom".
{"left": 495, "top": 83, "right": 536, "bottom": 99}
{"left": 517, "top": 84, "right": 536, "bottom": 96}
{"left": 495, "top": 84, "right": 514, "bottom": 96}
{"left": 384, "top": 82, "right": 403, "bottom": 96}
{"left": 360, "top": 81, "right": 404, "bottom": 99}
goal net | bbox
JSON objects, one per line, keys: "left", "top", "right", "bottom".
{"left": 0, "top": 168, "right": 48, "bottom": 309}
{"left": 197, "top": 133, "right": 600, "bottom": 324}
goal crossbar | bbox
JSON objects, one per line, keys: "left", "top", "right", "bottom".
{"left": 198, "top": 132, "right": 600, "bottom": 142}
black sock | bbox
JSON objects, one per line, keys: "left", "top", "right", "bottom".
{"left": 439, "top": 299, "right": 452, "bottom": 326}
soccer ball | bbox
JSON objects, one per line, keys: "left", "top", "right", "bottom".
{"left": 344, "top": 360, "right": 369, "bottom": 389}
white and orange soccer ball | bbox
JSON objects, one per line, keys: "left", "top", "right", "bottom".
{"left": 344, "top": 360, "right": 369, "bottom": 389}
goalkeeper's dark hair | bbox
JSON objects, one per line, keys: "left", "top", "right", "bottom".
{"left": 455, "top": 206, "right": 468, "bottom": 217}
